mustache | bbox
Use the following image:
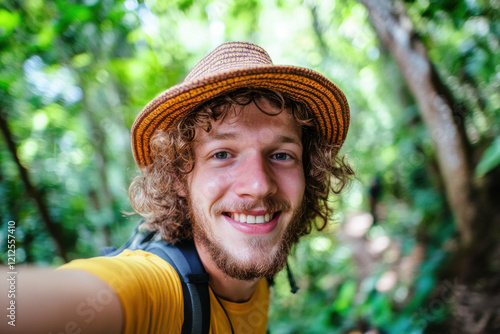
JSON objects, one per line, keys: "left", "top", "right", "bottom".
{"left": 212, "top": 197, "right": 291, "bottom": 215}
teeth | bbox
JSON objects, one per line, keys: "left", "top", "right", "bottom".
{"left": 230, "top": 212, "right": 273, "bottom": 224}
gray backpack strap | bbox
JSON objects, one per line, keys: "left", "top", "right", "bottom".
{"left": 102, "top": 229, "right": 210, "bottom": 334}
{"left": 144, "top": 241, "right": 210, "bottom": 334}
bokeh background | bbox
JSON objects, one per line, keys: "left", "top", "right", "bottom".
{"left": 1, "top": 0, "right": 499, "bottom": 333}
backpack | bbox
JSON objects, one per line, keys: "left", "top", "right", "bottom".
{"left": 100, "top": 226, "right": 210, "bottom": 334}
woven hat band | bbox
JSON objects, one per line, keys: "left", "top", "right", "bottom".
{"left": 185, "top": 42, "right": 273, "bottom": 82}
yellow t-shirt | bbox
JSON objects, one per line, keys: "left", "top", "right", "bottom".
{"left": 58, "top": 250, "right": 269, "bottom": 334}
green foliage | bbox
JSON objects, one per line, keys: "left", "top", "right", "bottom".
{"left": 0, "top": 0, "right": 498, "bottom": 332}
{"left": 475, "top": 136, "right": 500, "bottom": 176}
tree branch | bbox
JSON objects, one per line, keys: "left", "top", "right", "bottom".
{"left": 0, "top": 106, "right": 69, "bottom": 262}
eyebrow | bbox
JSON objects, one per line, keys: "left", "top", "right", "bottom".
{"left": 275, "top": 134, "right": 302, "bottom": 146}
{"left": 195, "top": 132, "right": 238, "bottom": 146}
{"left": 195, "top": 132, "right": 302, "bottom": 147}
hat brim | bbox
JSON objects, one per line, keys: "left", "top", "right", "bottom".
{"left": 131, "top": 65, "right": 349, "bottom": 168}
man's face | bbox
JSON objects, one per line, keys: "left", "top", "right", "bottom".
{"left": 186, "top": 99, "right": 306, "bottom": 281}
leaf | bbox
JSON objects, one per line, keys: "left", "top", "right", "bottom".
{"left": 36, "top": 24, "right": 56, "bottom": 50}
{"left": 475, "top": 136, "right": 500, "bottom": 177}
{"left": 332, "top": 279, "right": 357, "bottom": 313}
{"left": 0, "top": 9, "right": 20, "bottom": 37}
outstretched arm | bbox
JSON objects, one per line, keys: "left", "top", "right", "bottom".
{"left": 1, "top": 267, "right": 123, "bottom": 334}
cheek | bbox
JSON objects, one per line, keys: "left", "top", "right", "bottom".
{"left": 280, "top": 169, "right": 306, "bottom": 205}
{"left": 191, "top": 170, "right": 234, "bottom": 199}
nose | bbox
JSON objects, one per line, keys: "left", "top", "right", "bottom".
{"left": 234, "top": 154, "right": 277, "bottom": 199}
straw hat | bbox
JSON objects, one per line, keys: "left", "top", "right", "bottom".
{"left": 131, "top": 41, "right": 349, "bottom": 168}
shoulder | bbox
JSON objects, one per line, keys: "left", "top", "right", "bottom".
{"left": 59, "top": 250, "right": 184, "bottom": 334}
{"left": 60, "top": 249, "right": 181, "bottom": 292}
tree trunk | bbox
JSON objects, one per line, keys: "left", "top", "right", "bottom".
{"left": 357, "top": 0, "right": 494, "bottom": 260}
{"left": 358, "top": 0, "right": 499, "bottom": 331}
{"left": 0, "top": 108, "right": 69, "bottom": 262}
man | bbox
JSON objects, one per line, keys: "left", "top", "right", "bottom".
{"left": 6, "top": 41, "right": 352, "bottom": 333}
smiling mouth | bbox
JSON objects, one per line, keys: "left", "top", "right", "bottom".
{"left": 223, "top": 212, "right": 279, "bottom": 224}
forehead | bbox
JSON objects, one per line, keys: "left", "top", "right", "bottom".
{"left": 194, "top": 99, "right": 302, "bottom": 145}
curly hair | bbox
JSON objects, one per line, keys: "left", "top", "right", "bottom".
{"left": 129, "top": 88, "right": 353, "bottom": 244}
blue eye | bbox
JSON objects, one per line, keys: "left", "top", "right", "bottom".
{"left": 272, "top": 153, "right": 289, "bottom": 160}
{"left": 214, "top": 152, "right": 230, "bottom": 159}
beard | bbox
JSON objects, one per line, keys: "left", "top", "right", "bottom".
{"left": 189, "top": 196, "right": 305, "bottom": 281}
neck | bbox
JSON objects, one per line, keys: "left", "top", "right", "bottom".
{"left": 194, "top": 238, "right": 261, "bottom": 303}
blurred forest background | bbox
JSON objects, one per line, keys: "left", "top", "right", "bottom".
{"left": 1, "top": 0, "right": 499, "bottom": 333}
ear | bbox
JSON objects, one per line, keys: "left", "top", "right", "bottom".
{"left": 174, "top": 176, "right": 187, "bottom": 198}
{"left": 177, "top": 187, "right": 186, "bottom": 198}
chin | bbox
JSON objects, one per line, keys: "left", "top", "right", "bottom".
{"left": 211, "top": 236, "right": 291, "bottom": 281}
